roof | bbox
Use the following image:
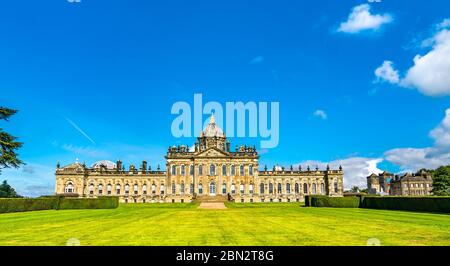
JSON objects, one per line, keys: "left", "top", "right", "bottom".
{"left": 200, "top": 113, "right": 225, "bottom": 138}
{"left": 91, "top": 160, "right": 117, "bottom": 170}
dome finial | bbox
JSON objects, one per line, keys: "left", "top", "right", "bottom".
{"left": 210, "top": 112, "right": 215, "bottom": 124}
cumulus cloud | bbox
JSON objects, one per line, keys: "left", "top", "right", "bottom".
{"left": 313, "top": 109, "right": 327, "bottom": 120}
{"left": 384, "top": 109, "right": 450, "bottom": 171}
{"left": 338, "top": 4, "right": 392, "bottom": 34}
{"left": 291, "top": 109, "right": 450, "bottom": 189}
{"left": 296, "top": 157, "right": 383, "bottom": 189}
{"left": 375, "top": 19, "right": 450, "bottom": 96}
{"left": 374, "top": 60, "right": 400, "bottom": 84}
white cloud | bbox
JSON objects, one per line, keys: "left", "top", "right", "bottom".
{"left": 384, "top": 108, "right": 450, "bottom": 171}
{"left": 250, "top": 56, "right": 264, "bottom": 64}
{"left": 313, "top": 109, "right": 327, "bottom": 120}
{"left": 1, "top": 163, "right": 55, "bottom": 197}
{"left": 375, "top": 19, "right": 450, "bottom": 96}
{"left": 438, "top": 18, "right": 450, "bottom": 30}
{"left": 374, "top": 60, "right": 400, "bottom": 84}
{"left": 401, "top": 29, "right": 450, "bottom": 96}
{"left": 338, "top": 4, "right": 392, "bottom": 34}
{"left": 293, "top": 109, "right": 450, "bottom": 189}
{"left": 61, "top": 144, "right": 110, "bottom": 158}
{"left": 296, "top": 157, "right": 383, "bottom": 189}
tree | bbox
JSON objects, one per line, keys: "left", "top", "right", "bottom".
{"left": 350, "top": 186, "right": 360, "bottom": 193}
{"left": 0, "top": 107, "right": 24, "bottom": 173}
{"left": 0, "top": 180, "right": 21, "bottom": 198}
{"left": 432, "top": 166, "right": 450, "bottom": 196}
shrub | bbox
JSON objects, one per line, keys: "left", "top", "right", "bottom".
{"left": 0, "top": 198, "right": 57, "bottom": 213}
{"left": 57, "top": 197, "right": 119, "bottom": 210}
{"left": 0, "top": 196, "right": 119, "bottom": 213}
{"left": 361, "top": 196, "right": 450, "bottom": 213}
{"left": 310, "top": 196, "right": 360, "bottom": 208}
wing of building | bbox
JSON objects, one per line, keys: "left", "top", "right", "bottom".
{"left": 367, "top": 170, "right": 433, "bottom": 196}
{"left": 55, "top": 114, "right": 344, "bottom": 203}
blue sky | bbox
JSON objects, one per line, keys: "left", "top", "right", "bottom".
{"left": 1, "top": 0, "right": 450, "bottom": 196}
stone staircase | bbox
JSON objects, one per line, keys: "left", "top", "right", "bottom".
{"left": 195, "top": 195, "right": 228, "bottom": 203}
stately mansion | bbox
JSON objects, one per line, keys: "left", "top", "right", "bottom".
{"left": 367, "top": 170, "right": 433, "bottom": 196}
{"left": 55, "top": 115, "right": 344, "bottom": 203}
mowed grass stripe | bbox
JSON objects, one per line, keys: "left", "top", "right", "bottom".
{"left": 0, "top": 203, "right": 449, "bottom": 246}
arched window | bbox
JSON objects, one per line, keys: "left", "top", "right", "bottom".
{"left": 240, "top": 165, "right": 244, "bottom": 176}
{"left": 312, "top": 183, "right": 317, "bottom": 194}
{"left": 222, "top": 165, "right": 227, "bottom": 176}
{"left": 142, "top": 184, "right": 147, "bottom": 195}
{"left": 89, "top": 184, "right": 94, "bottom": 195}
{"left": 98, "top": 184, "right": 103, "bottom": 195}
{"left": 320, "top": 183, "right": 325, "bottom": 195}
{"left": 199, "top": 165, "right": 203, "bottom": 175}
{"left": 277, "top": 183, "right": 282, "bottom": 194}
{"left": 295, "top": 183, "right": 299, "bottom": 194}
{"left": 210, "top": 182, "right": 216, "bottom": 194}
{"left": 240, "top": 183, "right": 245, "bottom": 194}
{"left": 286, "top": 183, "right": 291, "bottom": 194}
{"left": 171, "top": 182, "right": 176, "bottom": 195}
{"left": 180, "top": 182, "right": 185, "bottom": 195}
{"left": 249, "top": 165, "right": 253, "bottom": 175}
{"left": 334, "top": 181, "right": 339, "bottom": 193}
{"left": 260, "top": 183, "right": 265, "bottom": 194}
{"left": 171, "top": 165, "right": 176, "bottom": 175}
{"left": 210, "top": 164, "right": 216, "bottom": 176}
{"left": 134, "top": 184, "right": 138, "bottom": 195}
{"left": 190, "top": 183, "right": 194, "bottom": 194}
{"left": 222, "top": 183, "right": 227, "bottom": 194}
{"left": 249, "top": 184, "right": 254, "bottom": 194}
{"left": 124, "top": 184, "right": 130, "bottom": 194}
{"left": 181, "top": 165, "right": 185, "bottom": 176}
{"left": 116, "top": 184, "right": 121, "bottom": 195}
{"left": 231, "top": 165, "right": 236, "bottom": 176}
{"left": 160, "top": 184, "right": 165, "bottom": 195}
{"left": 151, "top": 184, "right": 156, "bottom": 194}
{"left": 107, "top": 183, "right": 112, "bottom": 195}
{"left": 269, "top": 183, "right": 273, "bottom": 194}
{"left": 198, "top": 183, "right": 203, "bottom": 194}
{"left": 65, "top": 182, "right": 74, "bottom": 193}
{"left": 189, "top": 165, "right": 194, "bottom": 176}
{"left": 303, "top": 183, "right": 308, "bottom": 194}
{"left": 231, "top": 183, "right": 236, "bottom": 194}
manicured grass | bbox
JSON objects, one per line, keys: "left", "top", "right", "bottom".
{"left": 0, "top": 203, "right": 449, "bottom": 246}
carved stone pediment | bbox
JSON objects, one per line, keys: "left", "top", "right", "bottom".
{"left": 195, "top": 147, "right": 230, "bottom": 158}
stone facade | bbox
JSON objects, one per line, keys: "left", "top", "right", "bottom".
{"left": 55, "top": 115, "right": 344, "bottom": 203}
{"left": 367, "top": 170, "right": 433, "bottom": 196}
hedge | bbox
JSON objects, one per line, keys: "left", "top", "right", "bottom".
{"left": 0, "top": 196, "right": 119, "bottom": 213}
{"left": 360, "top": 196, "right": 450, "bottom": 213}
{"left": 0, "top": 198, "right": 57, "bottom": 213}
{"left": 310, "top": 196, "right": 360, "bottom": 208}
{"left": 57, "top": 197, "right": 119, "bottom": 210}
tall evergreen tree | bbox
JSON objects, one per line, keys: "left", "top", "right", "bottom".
{"left": 0, "top": 107, "right": 24, "bottom": 173}
{"left": 0, "top": 180, "right": 21, "bottom": 198}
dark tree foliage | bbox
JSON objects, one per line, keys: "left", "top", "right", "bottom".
{"left": 431, "top": 166, "right": 450, "bottom": 196}
{"left": 0, "top": 180, "right": 22, "bottom": 198}
{"left": 0, "top": 107, "right": 24, "bottom": 173}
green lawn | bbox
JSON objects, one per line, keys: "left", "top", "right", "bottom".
{"left": 0, "top": 203, "right": 449, "bottom": 246}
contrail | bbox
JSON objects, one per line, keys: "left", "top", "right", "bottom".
{"left": 65, "top": 117, "right": 96, "bottom": 145}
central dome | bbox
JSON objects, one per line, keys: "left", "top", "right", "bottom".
{"left": 91, "top": 160, "right": 116, "bottom": 170}
{"left": 201, "top": 113, "right": 225, "bottom": 138}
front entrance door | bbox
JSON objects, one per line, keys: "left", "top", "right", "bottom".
{"left": 209, "top": 182, "right": 216, "bottom": 196}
